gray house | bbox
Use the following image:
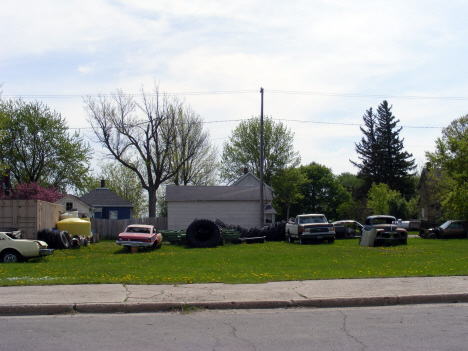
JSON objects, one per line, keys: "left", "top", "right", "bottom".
{"left": 166, "top": 184, "right": 274, "bottom": 230}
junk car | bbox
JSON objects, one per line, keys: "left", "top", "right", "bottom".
{"left": 0, "top": 231, "right": 54, "bottom": 263}
{"left": 116, "top": 224, "right": 163, "bottom": 250}
{"left": 419, "top": 220, "right": 468, "bottom": 239}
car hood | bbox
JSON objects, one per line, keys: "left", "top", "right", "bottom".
{"left": 373, "top": 224, "right": 402, "bottom": 231}
{"left": 302, "top": 223, "right": 333, "bottom": 228}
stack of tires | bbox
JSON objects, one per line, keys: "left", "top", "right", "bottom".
{"left": 37, "top": 229, "right": 89, "bottom": 249}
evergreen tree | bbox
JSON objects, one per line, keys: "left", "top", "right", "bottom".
{"left": 351, "top": 101, "right": 416, "bottom": 197}
{"left": 350, "top": 108, "right": 381, "bottom": 189}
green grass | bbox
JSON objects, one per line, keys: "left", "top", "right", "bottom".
{"left": 1, "top": 237, "right": 467, "bottom": 286}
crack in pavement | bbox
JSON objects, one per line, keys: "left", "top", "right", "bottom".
{"left": 122, "top": 284, "right": 131, "bottom": 303}
{"left": 291, "top": 281, "right": 308, "bottom": 299}
{"left": 339, "top": 310, "right": 367, "bottom": 350}
{"left": 224, "top": 322, "right": 258, "bottom": 351}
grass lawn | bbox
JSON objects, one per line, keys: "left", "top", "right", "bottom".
{"left": 1, "top": 236, "right": 467, "bottom": 286}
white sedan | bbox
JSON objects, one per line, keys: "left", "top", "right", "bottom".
{"left": 0, "top": 232, "right": 54, "bottom": 263}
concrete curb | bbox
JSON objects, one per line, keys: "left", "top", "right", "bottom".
{"left": 1, "top": 293, "right": 468, "bottom": 316}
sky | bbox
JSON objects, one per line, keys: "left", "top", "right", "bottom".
{"left": 2, "top": 0, "right": 468, "bottom": 179}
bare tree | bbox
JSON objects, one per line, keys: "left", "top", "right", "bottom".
{"left": 85, "top": 85, "right": 214, "bottom": 217}
{"left": 171, "top": 106, "right": 219, "bottom": 186}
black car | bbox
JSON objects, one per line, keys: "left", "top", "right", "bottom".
{"left": 419, "top": 220, "right": 468, "bottom": 239}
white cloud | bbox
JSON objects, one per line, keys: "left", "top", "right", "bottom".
{"left": 2, "top": 0, "right": 468, "bottom": 176}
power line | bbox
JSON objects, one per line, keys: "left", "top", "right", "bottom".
{"left": 3, "top": 89, "right": 468, "bottom": 100}
{"left": 68, "top": 117, "right": 444, "bottom": 131}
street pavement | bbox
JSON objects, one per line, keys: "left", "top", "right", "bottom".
{"left": 1, "top": 276, "right": 467, "bottom": 316}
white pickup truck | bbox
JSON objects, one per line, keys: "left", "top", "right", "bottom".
{"left": 285, "top": 214, "right": 335, "bottom": 244}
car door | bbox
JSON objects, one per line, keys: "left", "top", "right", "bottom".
{"left": 444, "top": 222, "right": 464, "bottom": 238}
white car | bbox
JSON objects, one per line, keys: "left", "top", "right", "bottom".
{"left": 0, "top": 232, "right": 54, "bottom": 263}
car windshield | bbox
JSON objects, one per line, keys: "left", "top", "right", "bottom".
{"left": 373, "top": 218, "right": 394, "bottom": 225}
{"left": 126, "top": 227, "right": 150, "bottom": 233}
{"left": 299, "top": 216, "right": 327, "bottom": 224}
{"left": 440, "top": 221, "right": 452, "bottom": 229}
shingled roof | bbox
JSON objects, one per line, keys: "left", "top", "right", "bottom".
{"left": 165, "top": 185, "right": 273, "bottom": 202}
{"left": 80, "top": 188, "right": 134, "bottom": 208}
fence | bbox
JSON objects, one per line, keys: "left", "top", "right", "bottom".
{"left": 90, "top": 217, "right": 168, "bottom": 240}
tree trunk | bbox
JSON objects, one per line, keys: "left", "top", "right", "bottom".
{"left": 148, "top": 187, "right": 157, "bottom": 218}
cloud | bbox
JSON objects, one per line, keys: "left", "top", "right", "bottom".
{"left": 2, "top": 0, "right": 468, "bottom": 176}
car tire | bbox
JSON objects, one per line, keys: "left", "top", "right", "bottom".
{"left": 58, "top": 231, "right": 70, "bottom": 249}
{"left": 1, "top": 250, "right": 21, "bottom": 263}
{"left": 328, "top": 238, "right": 335, "bottom": 244}
{"left": 186, "top": 219, "right": 221, "bottom": 248}
{"left": 288, "top": 233, "right": 295, "bottom": 243}
{"left": 299, "top": 235, "right": 305, "bottom": 245}
{"left": 400, "top": 238, "right": 407, "bottom": 245}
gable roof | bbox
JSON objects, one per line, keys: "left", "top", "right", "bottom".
{"left": 231, "top": 172, "right": 273, "bottom": 191}
{"left": 80, "top": 187, "right": 134, "bottom": 208}
{"left": 56, "top": 194, "right": 93, "bottom": 209}
{"left": 166, "top": 185, "right": 273, "bottom": 202}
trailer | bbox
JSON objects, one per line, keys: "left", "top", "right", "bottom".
{"left": 0, "top": 200, "right": 65, "bottom": 239}
{"left": 160, "top": 219, "right": 266, "bottom": 247}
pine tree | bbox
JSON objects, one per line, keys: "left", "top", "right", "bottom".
{"left": 351, "top": 101, "right": 416, "bottom": 197}
{"left": 375, "top": 100, "right": 416, "bottom": 195}
{"left": 350, "top": 108, "right": 382, "bottom": 187}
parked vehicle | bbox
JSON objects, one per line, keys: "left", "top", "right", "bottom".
{"left": 361, "top": 215, "right": 408, "bottom": 245}
{"left": 116, "top": 224, "right": 163, "bottom": 250}
{"left": 0, "top": 231, "right": 54, "bottom": 263}
{"left": 363, "top": 215, "right": 398, "bottom": 230}
{"left": 332, "top": 220, "right": 364, "bottom": 239}
{"left": 285, "top": 214, "right": 335, "bottom": 244}
{"left": 419, "top": 220, "right": 468, "bottom": 239}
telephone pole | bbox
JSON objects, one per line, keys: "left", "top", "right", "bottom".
{"left": 259, "top": 87, "right": 264, "bottom": 228}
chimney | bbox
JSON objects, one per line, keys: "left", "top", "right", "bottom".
{"left": 243, "top": 167, "right": 248, "bottom": 174}
{"left": 101, "top": 178, "right": 106, "bottom": 188}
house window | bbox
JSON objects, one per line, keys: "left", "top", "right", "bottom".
{"left": 265, "top": 214, "right": 272, "bottom": 224}
{"left": 109, "top": 211, "right": 118, "bottom": 220}
{"left": 66, "top": 202, "right": 73, "bottom": 211}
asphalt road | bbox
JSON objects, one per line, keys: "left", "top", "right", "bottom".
{"left": 1, "top": 303, "right": 467, "bottom": 351}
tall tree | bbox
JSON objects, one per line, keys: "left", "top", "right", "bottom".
{"left": 220, "top": 116, "right": 300, "bottom": 185}
{"left": 426, "top": 114, "right": 468, "bottom": 218}
{"left": 375, "top": 101, "right": 416, "bottom": 195}
{"left": 170, "top": 106, "right": 219, "bottom": 186}
{"left": 271, "top": 166, "right": 306, "bottom": 220}
{"left": 351, "top": 101, "right": 416, "bottom": 197}
{"left": 350, "top": 108, "right": 381, "bottom": 187}
{"left": 100, "top": 161, "right": 148, "bottom": 218}
{"left": 85, "top": 85, "right": 215, "bottom": 217}
{"left": 0, "top": 99, "right": 92, "bottom": 192}
{"left": 290, "top": 162, "right": 350, "bottom": 220}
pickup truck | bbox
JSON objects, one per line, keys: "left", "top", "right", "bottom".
{"left": 285, "top": 214, "right": 335, "bottom": 244}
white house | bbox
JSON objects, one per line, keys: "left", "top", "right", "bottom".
{"left": 165, "top": 170, "right": 277, "bottom": 230}
{"left": 55, "top": 194, "right": 94, "bottom": 218}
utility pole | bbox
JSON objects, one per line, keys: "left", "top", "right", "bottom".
{"left": 259, "top": 87, "right": 264, "bottom": 228}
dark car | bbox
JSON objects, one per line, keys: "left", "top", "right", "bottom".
{"left": 419, "top": 220, "right": 468, "bottom": 239}
{"left": 332, "top": 220, "right": 364, "bottom": 239}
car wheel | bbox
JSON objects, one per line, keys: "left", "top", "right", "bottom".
{"left": 328, "top": 238, "right": 335, "bottom": 244}
{"left": 400, "top": 238, "right": 407, "bottom": 245}
{"left": 1, "top": 250, "right": 21, "bottom": 263}
{"left": 299, "top": 235, "right": 305, "bottom": 245}
{"left": 288, "top": 233, "right": 295, "bottom": 243}
{"left": 58, "top": 231, "right": 70, "bottom": 249}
